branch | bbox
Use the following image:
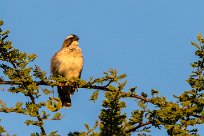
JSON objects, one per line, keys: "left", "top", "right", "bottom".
{"left": 125, "top": 121, "right": 152, "bottom": 133}
{"left": 129, "top": 93, "right": 150, "bottom": 102}
{"left": 0, "top": 80, "right": 47, "bottom": 134}
{"left": 0, "top": 80, "right": 150, "bottom": 102}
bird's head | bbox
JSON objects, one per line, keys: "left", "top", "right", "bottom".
{"left": 62, "top": 34, "right": 79, "bottom": 48}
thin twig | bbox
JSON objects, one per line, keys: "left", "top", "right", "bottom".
{"left": 0, "top": 53, "right": 47, "bottom": 135}
{"left": 0, "top": 80, "right": 150, "bottom": 102}
{"left": 125, "top": 121, "right": 152, "bottom": 133}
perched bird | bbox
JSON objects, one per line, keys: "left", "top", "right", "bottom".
{"left": 51, "top": 34, "right": 83, "bottom": 107}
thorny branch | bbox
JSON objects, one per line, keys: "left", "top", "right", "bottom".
{"left": 126, "top": 121, "right": 152, "bottom": 133}
{"left": 0, "top": 61, "right": 47, "bottom": 135}
{"left": 0, "top": 79, "right": 150, "bottom": 102}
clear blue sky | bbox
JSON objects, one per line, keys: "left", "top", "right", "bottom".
{"left": 1, "top": 0, "right": 204, "bottom": 135}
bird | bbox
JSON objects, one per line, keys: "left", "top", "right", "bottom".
{"left": 51, "top": 34, "right": 83, "bottom": 107}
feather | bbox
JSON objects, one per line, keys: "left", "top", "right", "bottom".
{"left": 51, "top": 34, "right": 83, "bottom": 108}
{"left": 57, "top": 86, "right": 71, "bottom": 107}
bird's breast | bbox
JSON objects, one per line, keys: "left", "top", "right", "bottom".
{"left": 51, "top": 47, "right": 83, "bottom": 80}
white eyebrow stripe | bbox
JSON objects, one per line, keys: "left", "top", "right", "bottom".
{"left": 66, "top": 35, "right": 74, "bottom": 39}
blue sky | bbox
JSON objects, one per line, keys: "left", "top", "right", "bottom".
{"left": 1, "top": 0, "right": 204, "bottom": 135}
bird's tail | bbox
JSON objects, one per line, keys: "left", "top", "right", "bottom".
{"left": 57, "top": 86, "right": 74, "bottom": 108}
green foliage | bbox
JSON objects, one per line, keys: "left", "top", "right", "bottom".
{"left": 89, "top": 90, "right": 99, "bottom": 102}
{"left": 0, "top": 20, "right": 60, "bottom": 135}
{"left": 0, "top": 125, "right": 6, "bottom": 134}
{"left": 73, "top": 35, "right": 204, "bottom": 135}
{"left": 46, "top": 97, "right": 62, "bottom": 112}
{"left": 99, "top": 91, "right": 127, "bottom": 136}
{"left": 48, "top": 131, "right": 60, "bottom": 136}
{"left": 68, "top": 131, "right": 80, "bottom": 136}
{"left": 0, "top": 20, "right": 203, "bottom": 135}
